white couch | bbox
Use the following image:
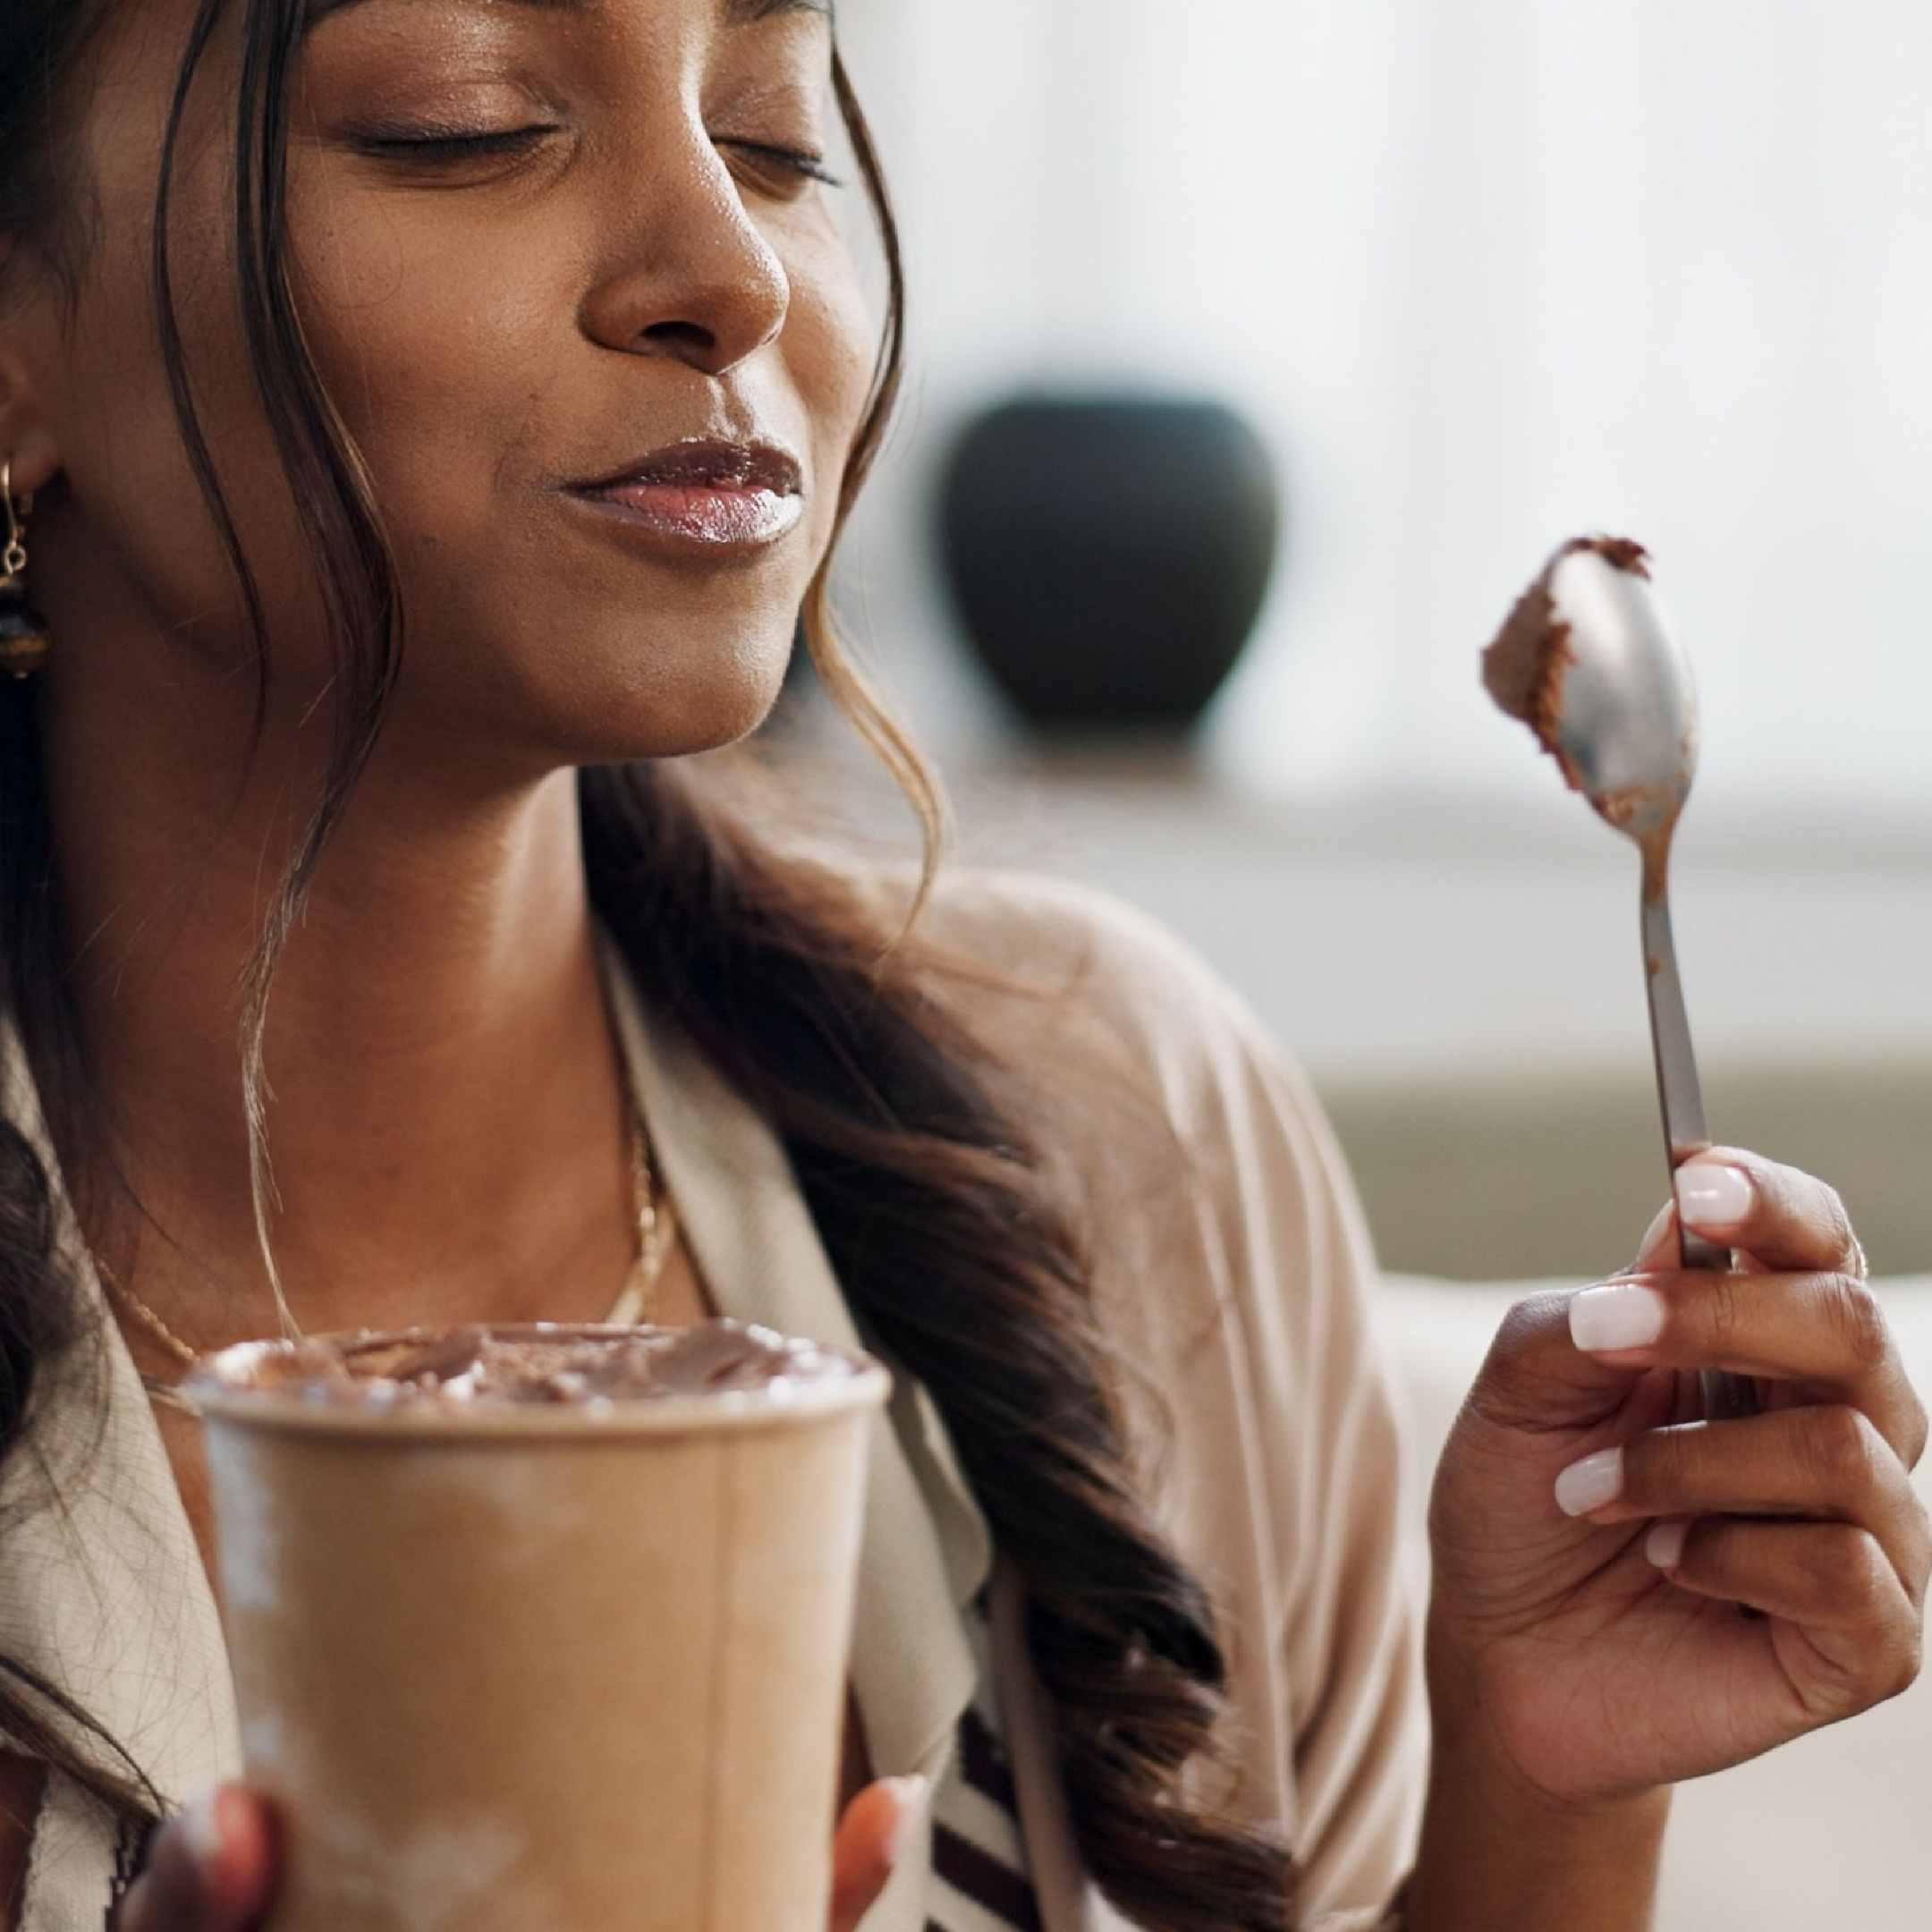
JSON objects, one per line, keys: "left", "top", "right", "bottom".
{"left": 1378, "top": 1272, "right": 1932, "bottom": 1928}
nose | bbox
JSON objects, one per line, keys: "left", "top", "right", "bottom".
{"left": 580, "top": 132, "right": 792, "bottom": 377}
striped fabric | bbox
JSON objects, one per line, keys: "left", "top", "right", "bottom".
{"left": 925, "top": 1587, "right": 1044, "bottom": 1932}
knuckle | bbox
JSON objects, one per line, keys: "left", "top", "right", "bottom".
{"left": 1818, "top": 1182, "right": 1860, "bottom": 1262}
{"left": 1853, "top": 1585, "right": 1920, "bottom": 1703}
{"left": 1853, "top": 1532, "right": 1896, "bottom": 1614}
{"left": 1487, "top": 1290, "right": 1569, "bottom": 1376}
{"left": 1907, "top": 1498, "right": 1932, "bottom": 1607}
{"left": 1897, "top": 1384, "right": 1932, "bottom": 1475}
{"left": 1881, "top": 1630, "right": 1924, "bottom": 1704}
{"left": 1826, "top": 1275, "right": 1894, "bottom": 1374}
{"left": 1827, "top": 1527, "right": 1891, "bottom": 1615}
{"left": 1504, "top": 1289, "right": 1571, "bottom": 1341}
{"left": 1470, "top": 1292, "right": 1574, "bottom": 1422}
{"left": 1792, "top": 1521, "right": 1860, "bottom": 1599}
{"left": 1800, "top": 1403, "right": 1881, "bottom": 1494}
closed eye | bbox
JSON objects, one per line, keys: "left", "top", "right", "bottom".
{"left": 350, "top": 123, "right": 560, "bottom": 162}
{"left": 347, "top": 128, "right": 843, "bottom": 190}
{"left": 720, "top": 140, "right": 846, "bottom": 190}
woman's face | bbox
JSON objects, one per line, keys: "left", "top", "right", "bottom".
{"left": 16, "top": 0, "right": 873, "bottom": 771}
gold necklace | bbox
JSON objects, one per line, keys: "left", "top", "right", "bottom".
{"left": 93, "top": 1077, "right": 676, "bottom": 1418}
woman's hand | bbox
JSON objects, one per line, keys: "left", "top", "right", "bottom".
{"left": 1424, "top": 1148, "right": 1930, "bottom": 1813}
{"left": 109, "top": 1775, "right": 929, "bottom": 1932}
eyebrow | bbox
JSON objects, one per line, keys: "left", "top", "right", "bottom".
{"left": 307, "top": 0, "right": 832, "bottom": 29}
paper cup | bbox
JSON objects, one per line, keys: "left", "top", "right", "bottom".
{"left": 189, "top": 1324, "right": 890, "bottom": 1932}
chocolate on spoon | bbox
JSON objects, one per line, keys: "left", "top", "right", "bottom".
{"left": 1482, "top": 535, "right": 1697, "bottom": 884}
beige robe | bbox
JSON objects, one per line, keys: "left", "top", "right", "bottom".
{"left": 0, "top": 867, "right": 1424, "bottom": 1929}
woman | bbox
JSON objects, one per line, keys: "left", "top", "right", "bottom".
{"left": 0, "top": 0, "right": 1925, "bottom": 1927}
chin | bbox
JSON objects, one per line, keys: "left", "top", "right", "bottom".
{"left": 538, "top": 634, "right": 796, "bottom": 770}
{"left": 395, "top": 596, "right": 804, "bottom": 778}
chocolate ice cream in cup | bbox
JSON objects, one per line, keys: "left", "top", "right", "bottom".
{"left": 188, "top": 1318, "right": 890, "bottom": 1932}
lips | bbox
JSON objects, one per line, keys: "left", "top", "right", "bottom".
{"left": 565, "top": 439, "right": 805, "bottom": 554}
{"left": 572, "top": 438, "right": 802, "bottom": 498}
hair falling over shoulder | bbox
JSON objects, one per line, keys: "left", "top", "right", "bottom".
{"left": 0, "top": 6, "right": 1296, "bottom": 1925}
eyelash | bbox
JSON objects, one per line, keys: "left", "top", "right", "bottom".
{"left": 730, "top": 140, "right": 846, "bottom": 190}
{"left": 356, "top": 125, "right": 555, "bottom": 162}
{"left": 356, "top": 125, "right": 845, "bottom": 188}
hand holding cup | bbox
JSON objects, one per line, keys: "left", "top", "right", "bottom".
{"left": 112, "top": 1775, "right": 930, "bottom": 1932}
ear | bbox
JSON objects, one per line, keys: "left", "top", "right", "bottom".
{"left": 0, "top": 292, "right": 64, "bottom": 498}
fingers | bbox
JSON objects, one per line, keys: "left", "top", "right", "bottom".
{"left": 1650, "top": 1149, "right": 1863, "bottom": 1277}
{"left": 1554, "top": 1405, "right": 1932, "bottom": 1592}
{"left": 1460, "top": 1287, "right": 1694, "bottom": 1444}
{"left": 1569, "top": 1267, "right": 1928, "bottom": 1469}
{"left": 828, "top": 1775, "right": 928, "bottom": 1932}
{"left": 119, "top": 1775, "right": 917, "bottom": 1932}
{"left": 1648, "top": 1520, "right": 1923, "bottom": 1712}
{"left": 114, "top": 1787, "right": 276, "bottom": 1932}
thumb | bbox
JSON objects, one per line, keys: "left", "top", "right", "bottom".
{"left": 1461, "top": 1284, "right": 1673, "bottom": 1438}
{"left": 828, "top": 1775, "right": 928, "bottom": 1932}
{"left": 116, "top": 1787, "right": 276, "bottom": 1932}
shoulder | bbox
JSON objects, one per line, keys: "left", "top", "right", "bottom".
{"left": 894, "top": 863, "right": 1284, "bottom": 1097}
{"left": 911, "top": 863, "right": 1329, "bottom": 1157}
{"left": 869, "top": 863, "right": 1365, "bottom": 1348}
{"left": 917, "top": 863, "right": 1222, "bottom": 1016}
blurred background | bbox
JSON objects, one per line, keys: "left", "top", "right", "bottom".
{"left": 781, "top": 10, "right": 1932, "bottom": 1919}
{"left": 784, "top": 0, "right": 1931, "bottom": 1284}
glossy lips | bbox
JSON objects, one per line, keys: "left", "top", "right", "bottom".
{"left": 568, "top": 439, "right": 804, "bottom": 555}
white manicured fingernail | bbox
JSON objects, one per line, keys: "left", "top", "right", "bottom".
{"left": 885, "top": 1775, "right": 930, "bottom": 1864}
{"left": 1571, "top": 1283, "right": 1666, "bottom": 1352}
{"left": 181, "top": 1789, "right": 225, "bottom": 1869}
{"left": 1646, "top": 1521, "right": 1689, "bottom": 1569}
{"left": 1555, "top": 1446, "right": 1625, "bottom": 1516}
{"left": 1677, "top": 1163, "right": 1755, "bottom": 1234}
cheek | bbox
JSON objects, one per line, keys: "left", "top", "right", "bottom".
{"left": 290, "top": 194, "right": 560, "bottom": 502}
{"left": 286, "top": 202, "right": 597, "bottom": 706}
{"left": 51, "top": 28, "right": 335, "bottom": 671}
{"left": 786, "top": 231, "right": 878, "bottom": 502}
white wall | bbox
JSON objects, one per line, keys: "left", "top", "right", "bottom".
{"left": 829, "top": 1, "right": 1932, "bottom": 828}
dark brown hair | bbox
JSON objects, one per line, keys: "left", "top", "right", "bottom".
{"left": 0, "top": 5, "right": 1298, "bottom": 1926}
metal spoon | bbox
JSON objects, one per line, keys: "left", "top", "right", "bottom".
{"left": 1484, "top": 537, "right": 1759, "bottom": 1427}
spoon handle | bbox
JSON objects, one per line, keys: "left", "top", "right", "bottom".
{"left": 1640, "top": 879, "right": 1763, "bottom": 1427}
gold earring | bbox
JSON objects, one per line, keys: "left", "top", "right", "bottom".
{"left": 1, "top": 459, "right": 50, "bottom": 682}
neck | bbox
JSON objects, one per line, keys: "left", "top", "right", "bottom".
{"left": 31, "top": 657, "right": 643, "bottom": 1348}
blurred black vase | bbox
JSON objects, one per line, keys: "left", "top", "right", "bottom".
{"left": 936, "top": 394, "right": 1283, "bottom": 733}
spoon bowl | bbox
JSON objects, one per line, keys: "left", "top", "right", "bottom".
{"left": 1540, "top": 546, "right": 1701, "bottom": 843}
